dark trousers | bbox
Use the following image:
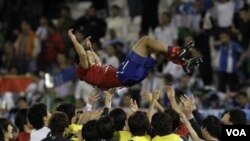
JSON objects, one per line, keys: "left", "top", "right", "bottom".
{"left": 218, "top": 72, "right": 239, "bottom": 92}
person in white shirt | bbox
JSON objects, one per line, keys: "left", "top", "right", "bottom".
{"left": 215, "top": 0, "right": 235, "bottom": 28}
{"left": 106, "top": 5, "right": 128, "bottom": 40}
{"left": 27, "top": 103, "right": 51, "bottom": 141}
{"left": 154, "top": 12, "right": 178, "bottom": 46}
{"left": 36, "top": 16, "right": 48, "bottom": 41}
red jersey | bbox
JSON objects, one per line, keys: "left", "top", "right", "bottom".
{"left": 77, "top": 65, "right": 122, "bottom": 89}
{"left": 16, "top": 132, "right": 30, "bottom": 141}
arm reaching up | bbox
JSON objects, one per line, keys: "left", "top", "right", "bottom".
{"left": 68, "top": 29, "right": 89, "bottom": 69}
{"left": 88, "top": 40, "right": 102, "bottom": 66}
{"left": 165, "top": 86, "right": 180, "bottom": 113}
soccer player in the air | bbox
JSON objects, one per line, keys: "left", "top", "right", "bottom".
{"left": 68, "top": 29, "right": 202, "bottom": 90}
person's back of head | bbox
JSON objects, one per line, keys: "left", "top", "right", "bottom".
{"left": 96, "top": 116, "right": 115, "bottom": 140}
{"left": 221, "top": 108, "right": 247, "bottom": 125}
{"left": 164, "top": 108, "right": 180, "bottom": 132}
{"left": 82, "top": 120, "right": 99, "bottom": 141}
{"left": 201, "top": 115, "right": 221, "bottom": 140}
{"left": 152, "top": 112, "right": 173, "bottom": 136}
{"left": 48, "top": 112, "right": 69, "bottom": 136}
{"left": 15, "top": 108, "right": 29, "bottom": 132}
{"left": 109, "top": 108, "right": 127, "bottom": 131}
{"left": 228, "top": 108, "right": 246, "bottom": 125}
{"left": 27, "top": 103, "right": 48, "bottom": 130}
{"left": 128, "top": 111, "right": 149, "bottom": 136}
{"left": 56, "top": 103, "right": 76, "bottom": 124}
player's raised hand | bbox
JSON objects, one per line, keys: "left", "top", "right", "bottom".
{"left": 88, "top": 89, "right": 100, "bottom": 106}
{"left": 165, "top": 86, "right": 175, "bottom": 100}
{"left": 84, "top": 36, "right": 92, "bottom": 48}
{"left": 103, "top": 90, "right": 114, "bottom": 108}
{"left": 152, "top": 90, "right": 160, "bottom": 101}
{"left": 130, "top": 99, "right": 138, "bottom": 113}
{"left": 68, "top": 29, "right": 76, "bottom": 40}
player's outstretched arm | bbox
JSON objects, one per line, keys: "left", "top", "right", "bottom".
{"left": 68, "top": 29, "right": 89, "bottom": 69}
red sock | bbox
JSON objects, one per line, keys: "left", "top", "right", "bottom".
{"left": 172, "top": 59, "right": 188, "bottom": 66}
{"left": 168, "top": 46, "right": 180, "bottom": 59}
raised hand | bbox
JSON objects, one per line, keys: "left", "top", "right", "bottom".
{"left": 89, "top": 109, "right": 103, "bottom": 120}
{"left": 165, "top": 86, "right": 175, "bottom": 100}
{"left": 130, "top": 99, "right": 138, "bottom": 113}
{"left": 180, "top": 95, "right": 193, "bottom": 116}
{"left": 152, "top": 90, "right": 160, "bottom": 101}
{"left": 103, "top": 90, "right": 114, "bottom": 108}
{"left": 84, "top": 36, "right": 92, "bottom": 48}
{"left": 68, "top": 29, "right": 76, "bottom": 40}
{"left": 88, "top": 89, "right": 100, "bottom": 105}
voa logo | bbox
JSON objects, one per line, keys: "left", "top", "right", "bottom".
{"left": 226, "top": 129, "right": 246, "bottom": 136}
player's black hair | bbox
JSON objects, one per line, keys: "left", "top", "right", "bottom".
{"left": 109, "top": 108, "right": 127, "bottom": 131}
{"left": 164, "top": 108, "right": 180, "bottom": 131}
{"left": 96, "top": 116, "right": 115, "bottom": 140}
{"left": 228, "top": 108, "right": 246, "bottom": 125}
{"left": 56, "top": 103, "right": 76, "bottom": 124}
{"left": 152, "top": 112, "right": 173, "bottom": 136}
{"left": 27, "top": 103, "right": 47, "bottom": 130}
{"left": 201, "top": 115, "right": 221, "bottom": 139}
{"left": 128, "top": 111, "right": 149, "bottom": 136}
{"left": 49, "top": 112, "right": 69, "bottom": 136}
{"left": 82, "top": 120, "right": 99, "bottom": 141}
{"left": 15, "top": 108, "right": 28, "bottom": 132}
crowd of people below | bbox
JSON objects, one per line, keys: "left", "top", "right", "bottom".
{"left": 0, "top": 87, "right": 248, "bottom": 141}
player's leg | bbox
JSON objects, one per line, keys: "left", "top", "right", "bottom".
{"left": 131, "top": 36, "right": 167, "bottom": 58}
{"left": 132, "top": 36, "right": 193, "bottom": 60}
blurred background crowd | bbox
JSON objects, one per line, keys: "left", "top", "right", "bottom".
{"left": 0, "top": 0, "right": 250, "bottom": 123}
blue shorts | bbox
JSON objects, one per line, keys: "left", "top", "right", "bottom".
{"left": 117, "top": 51, "right": 156, "bottom": 86}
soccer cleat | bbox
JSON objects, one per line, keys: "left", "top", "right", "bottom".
{"left": 182, "top": 57, "right": 203, "bottom": 75}
{"left": 176, "top": 40, "right": 195, "bottom": 60}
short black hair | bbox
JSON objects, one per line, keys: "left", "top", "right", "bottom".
{"left": 56, "top": 103, "right": 76, "bottom": 123}
{"left": 201, "top": 115, "right": 221, "bottom": 138}
{"left": 164, "top": 108, "right": 180, "bottom": 131}
{"left": 109, "top": 108, "right": 127, "bottom": 131}
{"left": 152, "top": 112, "right": 173, "bottom": 136}
{"left": 27, "top": 103, "right": 47, "bottom": 130}
{"left": 82, "top": 120, "right": 99, "bottom": 141}
{"left": 15, "top": 108, "right": 28, "bottom": 132}
{"left": 0, "top": 118, "right": 12, "bottom": 140}
{"left": 228, "top": 108, "right": 247, "bottom": 125}
{"left": 49, "top": 112, "right": 69, "bottom": 136}
{"left": 96, "top": 116, "right": 115, "bottom": 140}
{"left": 128, "top": 111, "right": 149, "bottom": 136}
